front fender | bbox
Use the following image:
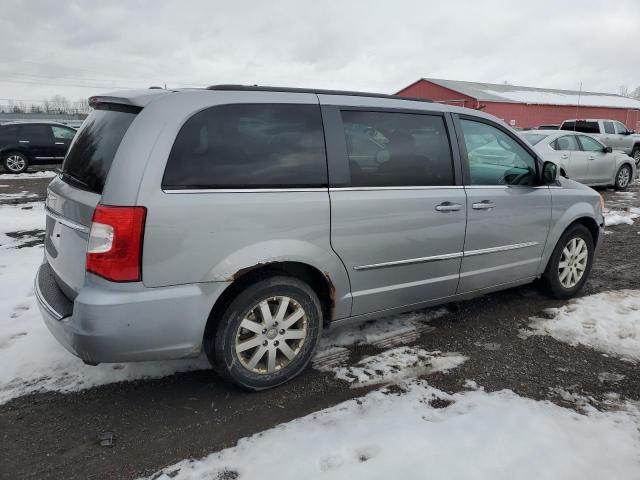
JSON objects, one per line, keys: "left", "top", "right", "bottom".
{"left": 538, "top": 194, "right": 602, "bottom": 275}
{"left": 204, "top": 239, "right": 352, "bottom": 320}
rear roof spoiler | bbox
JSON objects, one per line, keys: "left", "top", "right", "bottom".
{"left": 88, "top": 89, "right": 171, "bottom": 109}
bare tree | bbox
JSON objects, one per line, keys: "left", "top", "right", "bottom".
{"left": 631, "top": 86, "right": 640, "bottom": 100}
{"left": 619, "top": 85, "right": 630, "bottom": 97}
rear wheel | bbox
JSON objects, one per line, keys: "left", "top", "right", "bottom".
{"left": 614, "top": 164, "right": 632, "bottom": 190}
{"left": 632, "top": 147, "right": 640, "bottom": 168}
{"left": 2, "top": 152, "right": 28, "bottom": 173}
{"left": 207, "top": 276, "right": 322, "bottom": 390}
{"left": 541, "top": 224, "right": 594, "bottom": 299}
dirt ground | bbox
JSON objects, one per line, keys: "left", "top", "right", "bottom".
{"left": 1, "top": 173, "right": 639, "bottom": 480}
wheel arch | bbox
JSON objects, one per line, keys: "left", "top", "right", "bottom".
{"left": 203, "top": 261, "right": 337, "bottom": 346}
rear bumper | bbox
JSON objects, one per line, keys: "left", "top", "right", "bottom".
{"left": 35, "top": 263, "right": 227, "bottom": 364}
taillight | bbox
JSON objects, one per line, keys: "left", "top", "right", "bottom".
{"left": 86, "top": 205, "right": 147, "bottom": 282}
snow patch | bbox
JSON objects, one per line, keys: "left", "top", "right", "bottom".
{"left": 604, "top": 208, "right": 638, "bottom": 226}
{"left": 320, "top": 308, "right": 446, "bottom": 351}
{"left": 0, "top": 244, "right": 209, "bottom": 405}
{"left": 319, "top": 346, "right": 467, "bottom": 387}
{"left": 0, "top": 171, "right": 57, "bottom": 179}
{"left": 145, "top": 380, "right": 640, "bottom": 480}
{"left": 525, "top": 290, "right": 640, "bottom": 361}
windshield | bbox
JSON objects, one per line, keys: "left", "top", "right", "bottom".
{"left": 62, "top": 105, "right": 139, "bottom": 194}
{"left": 521, "top": 133, "right": 549, "bottom": 145}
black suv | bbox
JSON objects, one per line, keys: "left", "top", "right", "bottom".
{"left": 0, "top": 122, "right": 77, "bottom": 173}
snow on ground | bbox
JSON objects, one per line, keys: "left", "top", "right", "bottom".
{"left": 603, "top": 208, "right": 638, "bottom": 226}
{"left": 0, "top": 190, "right": 39, "bottom": 201}
{"left": 320, "top": 346, "right": 466, "bottom": 387}
{"left": 0, "top": 202, "right": 45, "bottom": 246}
{"left": 0, "top": 171, "right": 57, "bottom": 179}
{"left": 524, "top": 290, "right": 640, "bottom": 362}
{"left": 146, "top": 380, "right": 640, "bottom": 480}
{"left": 320, "top": 308, "right": 446, "bottom": 351}
{"left": 0, "top": 241, "right": 210, "bottom": 404}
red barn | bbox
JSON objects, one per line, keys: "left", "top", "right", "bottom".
{"left": 397, "top": 78, "right": 640, "bottom": 131}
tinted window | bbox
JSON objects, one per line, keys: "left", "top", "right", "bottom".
{"left": 521, "top": 133, "right": 548, "bottom": 145}
{"left": 614, "top": 122, "right": 628, "bottom": 134}
{"left": 577, "top": 135, "right": 604, "bottom": 152}
{"left": 51, "top": 125, "right": 76, "bottom": 139}
{"left": 341, "top": 111, "right": 453, "bottom": 187}
{"left": 62, "top": 105, "right": 138, "bottom": 193}
{"left": 163, "top": 104, "right": 326, "bottom": 189}
{"left": 603, "top": 121, "right": 615, "bottom": 134}
{"left": 560, "top": 121, "right": 599, "bottom": 134}
{"left": 553, "top": 135, "right": 580, "bottom": 151}
{"left": 19, "top": 124, "right": 51, "bottom": 143}
{"left": 460, "top": 119, "right": 537, "bottom": 186}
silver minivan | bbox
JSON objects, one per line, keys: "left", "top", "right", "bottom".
{"left": 36, "top": 85, "right": 604, "bottom": 390}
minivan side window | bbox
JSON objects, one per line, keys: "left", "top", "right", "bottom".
{"left": 340, "top": 111, "right": 453, "bottom": 187}
{"left": 460, "top": 119, "right": 537, "bottom": 186}
{"left": 163, "top": 104, "right": 327, "bottom": 189}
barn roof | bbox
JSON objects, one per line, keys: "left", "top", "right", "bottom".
{"left": 422, "top": 78, "right": 640, "bottom": 109}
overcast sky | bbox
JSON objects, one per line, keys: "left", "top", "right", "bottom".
{"left": 0, "top": 0, "right": 638, "bottom": 104}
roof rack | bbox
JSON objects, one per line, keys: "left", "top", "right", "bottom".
{"left": 206, "top": 84, "right": 433, "bottom": 103}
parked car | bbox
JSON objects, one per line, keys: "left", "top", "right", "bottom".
{"left": 537, "top": 124, "right": 559, "bottom": 130}
{"left": 521, "top": 130, "right": 636, "bottom": 190}
{"left": 559, "top": 119, "right": 640, "bottom": 166}
{"left": 36, "top": 86, "right": 604, "bottom": 390}
{"left": 0, "top": 121, "right": 77, "bottom": 173}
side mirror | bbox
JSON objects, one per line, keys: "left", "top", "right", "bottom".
{"left": 623, "top": 130, "right": 632, "bottom": 136}
{"left": 604, "top": 146, "right": 613, "bottom": 153}
{"left": 542, "top": 161, "right": 559, "bottom": 185}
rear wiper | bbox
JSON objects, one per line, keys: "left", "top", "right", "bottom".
{"left": 60, "top": 171, "right": 90, "bottom": 189}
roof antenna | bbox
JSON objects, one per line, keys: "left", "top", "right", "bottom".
{"left": 573, "top": 81, "right": 582, "bottom": 131}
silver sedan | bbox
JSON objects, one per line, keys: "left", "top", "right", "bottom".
{"left": 522, "top": 130, "right": 636, "bottom": 190}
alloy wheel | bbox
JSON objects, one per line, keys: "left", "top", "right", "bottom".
{"left": 5, "top": 154, "right": 26, "bottom": 172}
{"left": 617, "top": 166, "right": 631, "bottom": 188}
{"left": 235, "top": 296, "right": 308, "bottom": 374}
{"left": 558, "top": 237, "right": 588, "bottom": 288}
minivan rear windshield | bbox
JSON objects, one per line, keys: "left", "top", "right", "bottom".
{"left": 61, "top": 104, "right": 139, "bottom": 193}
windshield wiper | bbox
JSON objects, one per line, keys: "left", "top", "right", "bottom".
{"left": 60, "top": 171, "right": 90, "bottom": 189}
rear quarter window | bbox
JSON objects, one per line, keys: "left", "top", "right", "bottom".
{"left": 62, "top": 105, "right": 139, "bottom": 193}
{"left": 162, "top": 104, "right": 327, "bottom": 189}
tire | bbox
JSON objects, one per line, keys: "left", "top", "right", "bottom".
{"left": 614, "top": 164, "right": 632, "bottom": 190}
{"left": 632, "top": 147, "right": 640, "bottom": 168}
{"left": 541, "top": 224, "right": 594, "bottom": 299}
{"left": 2, "top": 152, "right": 29, "bottom": 174}
{"left": 207, "top": 276, "right": 322, "bottom": 391}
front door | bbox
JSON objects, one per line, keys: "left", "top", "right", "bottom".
{"left": 456, "top": 116, "right": 551, "bottom": 294}
{"left": 50, "top": 125, "right": 76, "bottom": 161}
{"left": 328, "top": 108, "right": 466, "bottom": 316}
{"left": 576, "top": 134, "right": 613, "bottom": 184}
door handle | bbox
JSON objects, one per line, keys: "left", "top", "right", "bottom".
{"left": 55, "top": 142, "right": 64, "bottom": 145}
{"left": 560, "top": 154, "right": 569, "bottom": 159}
{"left": 18, "top": 140, "right": 29, "bottom": 143}
{"left": 472, "top": 200, "right": 496, "bottom": 210}
{"left": 588, "top": 156, "right": 595, "bottom": 160}
{"left": 435, "top": 202, "right": 462, "bottom": 212}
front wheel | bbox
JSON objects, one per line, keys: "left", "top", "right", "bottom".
{"left": 2, "top": 152, "right": 29, "bottom": 174}
{"left": 207, "top": 276, "right": 322, "bottom": 390}
{"left": 614, "top": 164, "right": 632, "bottom": 190}
{"left": 541, "top": 224, "right": 594, "bottom": 299}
